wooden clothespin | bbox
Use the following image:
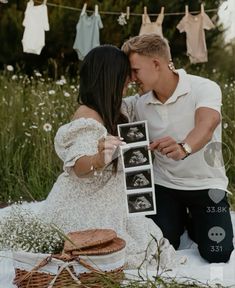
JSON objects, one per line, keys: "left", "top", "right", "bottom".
{"left": 185, "top": 5, "right": 189, "bottom": 15}
{"left": 81, "top": 3, "right": 87, "bottom": 15}
{"left": 160, "top": 6, "right": 165, "bottom": 14}
{"left": 126, "top": 6, "right": 130, "bottom": 20}
{"left": 43, "top": 0, "right": 47, "bottom": 4}
{"left": 144, "top": 6, "right": 147, "bottom": 15}
{"left": 95, "top": 4, "right": 98, "bottom": 16}
{"left": 201, "top": 3, "right": 204, "bottom": 13}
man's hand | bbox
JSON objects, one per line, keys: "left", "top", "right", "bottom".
{"left": 149, "top": 136, "right": 186, "bottom": 161}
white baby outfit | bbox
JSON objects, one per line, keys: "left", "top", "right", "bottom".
{"left": 22, "top": 0, "right": 49, "bottom": 55}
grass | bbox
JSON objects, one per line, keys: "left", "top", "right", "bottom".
{"left": 0, "top": 67, "right": 234, "bottom": 288}
{"left": 0, "top": 67, "right": 234, "bottom": 205}
{"left": 0, "top": 70, "right": 77, "bottom": 202}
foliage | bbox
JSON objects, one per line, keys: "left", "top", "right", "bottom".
{"left": 0, "top": 0, "right": 233, "bottom": 78}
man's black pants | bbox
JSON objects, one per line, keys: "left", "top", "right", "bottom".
{"left": 148, "top": 184, "right": 234, "bottom": 263}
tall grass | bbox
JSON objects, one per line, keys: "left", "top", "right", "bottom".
{"left": 0, "top": 68, "right": 234, "bottom": 288}
{"left": 0, "top": 70, "right": 77, "bottom": 202}
{"left": 0, "top": 67, "right": 234, "bottom": 208}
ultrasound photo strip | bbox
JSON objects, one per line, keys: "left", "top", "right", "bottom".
{"left": 117, "top": 120, "right": 156, "bottom": 216}
{"left": 121, "top": 144, "right": 152, "bottom": 171}
{"left": 127, "top": 190, "right": 156, "bottom": 216}
{"left": 117, "top": 120, "right": 149, "bottom": 147}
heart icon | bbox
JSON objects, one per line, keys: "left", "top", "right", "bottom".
{"left": 208, "top": 189, "right": 225, "bottom": 204}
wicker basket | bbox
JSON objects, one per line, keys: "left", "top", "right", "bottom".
{"left": 13, "top": 229, "right": 126, "bottom": 288}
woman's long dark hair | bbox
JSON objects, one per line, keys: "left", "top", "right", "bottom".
{"left": 78, "top": 45, "right": 131, "bottom": 172}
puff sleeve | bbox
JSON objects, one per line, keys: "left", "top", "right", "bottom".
{"left": 54, "top": 118, "right": 107, "bottom": 174}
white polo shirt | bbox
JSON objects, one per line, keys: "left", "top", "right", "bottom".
{"left": 135, "top": 69, "right": 228, "bottom": 191}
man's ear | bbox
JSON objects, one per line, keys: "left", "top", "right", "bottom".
{"left": 152, "top": 58, "right": 160, "bottom": 70}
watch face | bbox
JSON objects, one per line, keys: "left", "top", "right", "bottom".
{"left": 183, "top": 143, "right": 192, "bottom": 154}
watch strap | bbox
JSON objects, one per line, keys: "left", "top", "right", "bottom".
{"left": 178, "top": 142, "right": 191, "bottom": 160}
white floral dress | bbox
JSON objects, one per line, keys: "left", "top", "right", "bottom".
{"left": 39, "top": 102, "right": 183, "bottom": 269}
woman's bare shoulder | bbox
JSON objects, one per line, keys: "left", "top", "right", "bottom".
{"left": 72, "top": 105, "right": 103, "bottom": 124}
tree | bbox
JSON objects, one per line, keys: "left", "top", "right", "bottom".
{"left": 0, "top": 0, "right": 231, "bottom": 77}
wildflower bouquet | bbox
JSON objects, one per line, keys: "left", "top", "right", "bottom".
{"left": 0, "top": 206, "right": 126, "bottom": 288}
{"left": 0, "top": 205, "right": 64, "bottom": 254}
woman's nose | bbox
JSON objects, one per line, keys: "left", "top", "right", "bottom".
{"left": 131, "top": 72, "right": 137, "bottom": 82}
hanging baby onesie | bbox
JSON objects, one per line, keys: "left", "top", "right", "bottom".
{"left": 22, "top": 0, "right": 49, "bottom": 55}
{"left": 73, "top": 8, "right": 103, "bottom": 60}
{"left": 176, "top": 5, "right": 215, "bottom": 64}
{"left": 139, "top": 7, "right": 164, "bottom": 37}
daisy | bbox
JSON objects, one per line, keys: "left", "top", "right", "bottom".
{"left": 43, "top": 123, "right": 52, "bottom": 132}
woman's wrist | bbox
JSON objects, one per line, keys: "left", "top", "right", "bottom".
{"left": 91, "top": 153, "right": 105, "bottom": 170}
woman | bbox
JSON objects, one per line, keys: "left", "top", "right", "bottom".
{"left": 39, "top": 45, "right": 180, "bottom": 269}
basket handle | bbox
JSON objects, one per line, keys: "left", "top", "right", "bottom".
{"left": 48, "top": 262, "right": 81, "bottom": 288}
{"left": 14, "top": 254, "right": 105, "bottom": 286}
{"left": 13, "top": 255, "right": 52, "bottom": 285}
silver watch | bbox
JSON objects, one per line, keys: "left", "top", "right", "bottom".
{"left": 178, "top": 142, "right": 192, "bottom": 159}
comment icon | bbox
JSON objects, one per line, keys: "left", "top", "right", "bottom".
{"left": 208, "top": 226, "right": 225, "bottom": 243}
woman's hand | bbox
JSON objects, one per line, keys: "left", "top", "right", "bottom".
{"left": 73, "top": 135, "right": 126, "bottom": 178}
{"left": 94, "top": 135, "right": 126, "bottom": 168}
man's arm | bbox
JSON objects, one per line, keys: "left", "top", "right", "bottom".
{"left": 150, "top": 107, "right": 221, "bottom": 160}
{"left": 182, "top": 107, "right": 221, "bottom": 153}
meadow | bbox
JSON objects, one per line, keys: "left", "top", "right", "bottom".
{"left": 0, "top": 66, "right": 234, "bottom": 207}
{"left": 0, "top": 66, "right": 234, "bottom": 288}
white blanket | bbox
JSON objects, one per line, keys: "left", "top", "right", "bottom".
{"left": 0, "top": 201, "right": 235, "bottom": 287}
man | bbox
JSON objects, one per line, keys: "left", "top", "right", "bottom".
{"left": 122, "top": 34, "right": 234, "bottom": 263}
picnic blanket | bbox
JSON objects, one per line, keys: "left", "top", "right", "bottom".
{"left": 0, "top": 201, "right": 235, "bottom": 287}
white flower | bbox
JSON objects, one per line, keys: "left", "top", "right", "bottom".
{"left": 25, "top": 132, "right": 31, "bottom": 137}
{"left": 48, "top": 90, "right": 55, "bottom": 95}
{"left": 0, "top": 206, "right": 64, "bottom": 254}
{"left": 223, "top": 123, "right": 228, "bottom": 129}
{"left": 43, "top": 123, "right": 52, "bottom": 132}
{"left": 35, "top": 71, "right": 42, "bottom": 77}
{"left": 38, "top": 102, "right": 45, "bottom": 106}
{"left": 11, "top": 75, "right": 18, "bottom": 80}
{"left": 63, "top": 91, "right": 70, "bottom": 97}
{"left": 56, "top": 77, "right": 67, "bottom": 86}
{"left": 6, "top": 65, "right": 14, "bottom": 71}
{"left": 30, "top": 125, "right": 38, "bottom": 129}
{"left": 56, "top": 80, "right": 63, "bottom": 85}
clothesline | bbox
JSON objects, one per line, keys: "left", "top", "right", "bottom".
{"left": 25, "top": 1, "right": 217, "bottom": 64}
{"left": 35, "top": 1, "right": 218, "bottom": 16}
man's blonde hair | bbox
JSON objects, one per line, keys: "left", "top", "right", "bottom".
{"left": 121, "top": 34, "right": 172, "bottom": 61}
